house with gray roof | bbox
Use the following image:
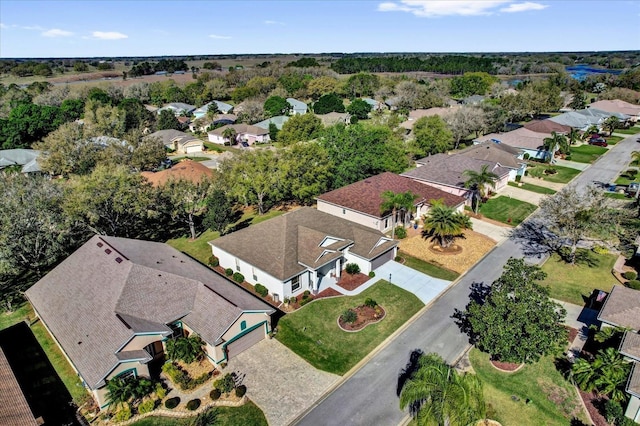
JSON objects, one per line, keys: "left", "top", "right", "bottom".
{"left": 0, "top": 149, "right": 41, "bottom": 173}
{"left": 157, "top": 103, "right": 196, "bottom": 117}
{"left": 286, "top": 98, "right": 308, "bottom": 115}
{"left": 210, "top": 207, "right": 398, "bottom": 300}
{"left": 146, "top": 129, "right": 203, "bottom": 154}
{"left": 207, "top": 124, "right": 269, "bottom": 146}
{"left": 550, "top": 108, "right": 629, "bottom": 131}
{"left": 193, "top": 101, "right": 234, "bottom": 118}
{"left": 26, "top": 235, "right": 274, "bottom": 410}
{"left": 254, "top": 115, "right": 290, "bottom": 130}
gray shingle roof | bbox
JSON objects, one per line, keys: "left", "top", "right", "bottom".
{"left": 26, "top": 235, "right": 273, "bottom": 390}
{"left": 620, "top": 331, "right": 640, "bottom": 362}
{"left": 254, "top": 115, "right": 290, "bottom": 130}
{"left": 146, "top": 129, "right": 201, "bottom": 150}
{"left": 627, "top": 361, "right": 640, "bottom": 398}
{"left": 0, "top": 149, "right": 41, "bottom": 173}
{"left": 0, "top": 348, "right": 38, "bottom": 426}
{"left": 210, "top": 207, "right": 397, "bottom": 281}
{"left": 456, "top": 141, "right": 522, "bottom": 169}
{"left": 598, "top": 285, "right": 640, "bottom": 330}
{"left": 286, "top": 98, "right": 307, "bottom": 113}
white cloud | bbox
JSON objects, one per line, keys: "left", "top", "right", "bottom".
{"left": 0, "top": 23, "right": 7, "bottom": 29}
{"left": 92, "top": 31, "right": 128, "bottom": 40}
{"left": 378, "top": 1, "right": 545, "bottom": 17}
{"left": 21, "top": 25, "right": 45, "bottom": 31}
{"left": 42, "top": 28, "right": 74, "bottom": 37}
{"left": 209, "top": 34, "right": 231, "bottom": 39}
{"left": 500, "top": 2, "right": 548, "bottom": 12}
{"left": 264, "top": 20, "right": 285, "bottom": 25}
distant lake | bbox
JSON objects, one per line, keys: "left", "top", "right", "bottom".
{"left": 565, "top": 64, "right": 623, "bottom": 81}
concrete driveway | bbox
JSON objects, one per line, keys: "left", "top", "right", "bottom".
{"left": 226, "top": 338, "right": 339, "bottom": 426}
{"left": 469, "top": 217, "right": 511, "bottom": 243}
{"left": 498, "top": 185, "right": 549, "bottom": 206}
{"left": 372, "top": 261, "right": 451, "bottom": 305}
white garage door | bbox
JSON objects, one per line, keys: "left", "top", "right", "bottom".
{"left": 185, "top": 145, "right": 202, "bottom": 154}
{"left": 225, "top": 325, "right": 266, "bottom": 359}
{"left": 370, "top": 249, "right": 394, "bottom": 271}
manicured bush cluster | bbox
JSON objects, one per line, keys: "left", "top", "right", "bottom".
{"left": 368, "top": 271, "right": 375, "bottom": 278}
{"left": 523, "top": 153, "right": 530, "bottom": 160}
{"left": 225, "top": 268, "right": 233, "bottom": 276}
{"left": 544, "top": 167, "right": 557, "bottom": 175}
{"left": 154, "top": 382, "right": 166, "bottom": 399}
{"left": 564, "top": 155, "right": 572, "bottom": 161}
{"left": 162, "top": 362, "right": 211, "bottom": 390}
{"left": 164, "top": 397, "right": 180, "bottom": 409}
{"left": 113, "top": 405, "right": 132, "bottom": 422}
{"left": 592, "top": 245, "right": 609, "bottom": 255}
{"left": 627, "top": 280, "right": 640, "bottom": 290}
{"left": 394, "top": 255, "right": 402, "bottom": 262}
{"left": 214, "top": 373, "right": 237, "bottom": 394}
{"left": 299, "top": 297, "right": 312, "bottom": 306}
{"left": 208, "top": 256, "right": 219, "bottom": 267}
{"left": 255, "top": 283, "right": 268, "bottom": 297}
{"left": 232, "top": 272, "right": 244, "bottom": 283}
{"left": 364, "top": 298, "right": 377, "bottom": 308}
{"left": 210, "top": 389, "right": 221, "bottom": 400}
{"left": 623, "top": 270, "right": 638, "bottom": 280}
{"left": 137, "top": 399, "right": 155, "bottom": 415}
{"left": 186, "top": 399, "right": 201, "bottom": 411}
{"left": 345, "top": 263, "right": 361, "bottom": 275}
{"left": 394, "top": 226, "right": 408, "bottom": 239}
{"left": 235, "top": 384, "right": 247, "bottom": 397}
{"left": 341, "top": 309, "right": 357, "bottom": 324}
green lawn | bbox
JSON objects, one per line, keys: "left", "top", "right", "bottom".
{"left": 604, "top": 192, "right": 633, "bottom": 200}
{"left": 130, "top": 402, "right": 267, "bottom": 426}
{"left": 398, "top": 252, "right": 460, "bottom": 281}
{"left": 526, "top": 164, "right": 581, "bottom": 184}
{"left": 540, "top": 252, "right": 618, "bottom": 305}
{"left": 276, "top": 281, "right": 424, "bottom": 375}
{"left": 606, "top": 135, "right": 624, "bottom": 145}
{"left": 479, "top": 197, "right": 537, "bottom": 225}
{"left": 167, "top": 208, "right": 286, "bottom": 263}
{"left": 170, "top": 156, "right": 211, "bottom": 162}
{"left": 569, "top": 145, "right": 608, "bottom": 164}
{"left": 470, "top": 349, "right": 589, "bottom": 426}
{"left": 614, "top": 126, "right": 640, "bottom": 135}
{"left": 615, "top": 175, "right": 637, "bottom": 186}
{"left": 508, "top": 181, "right": 556, "bottom": 195}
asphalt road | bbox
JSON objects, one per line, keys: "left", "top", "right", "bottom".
{"left": 295, "top": 133, "right": 639, "bottom": 426}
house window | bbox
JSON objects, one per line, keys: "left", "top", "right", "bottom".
{"left": 116, "top": 369, "right": 136, "bottom": 381}
{"left": 235, "top": 258, "right": 240, "bottom": 272}
{"left": 169, "top": 322, "right": 183, "bottom": 338}
{"left": 240, "top": 320, "right": 247, "bottom": 331}
{"left": 291, "top": 275, "right": 300, "bottom": 292}
{"left": 384, "top": 218, "right": 389, "bottom": 229}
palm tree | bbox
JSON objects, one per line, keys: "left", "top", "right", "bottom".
{"left": 380, "top": 190, "right": 417, "bottom": 239}
{"left": 543, "top": 132, "right": 569, "bottom": 163}
{"left": 105, "top": 376, "right": 136, "bottom": 410}
{"left": 603, "top": 116, "right": 620, "bottom": 136}
{"left": 221, "top": 126, "right": 237, "bottom": 145}
{"left": 422, "top": 200, "right": 472, "bottom": 248}
{"left": 571, "top": 347, "right": 631, "bottom": 402}
{"left": 463, "top": 165, "right": 499, "bottom": 214}
{"left": 568, "top": 128, "right": 580, "bottom": 146}
{"left": 166, "top": 334, "right": 205, "bottom": 364}
{"left": 400, "top": 353, "right": 485, "bottom": 426}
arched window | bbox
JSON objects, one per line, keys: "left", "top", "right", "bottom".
{"left": 240, "top": 320, "right": 247, "bottom": 331}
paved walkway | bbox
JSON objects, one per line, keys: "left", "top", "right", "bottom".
{"left": 469, "top": 217, "right": 511, "bottom": 243}
{"left": 556, "top": 300, "right": 600, "bottom": 360}
{"left": 226, "top": 338, "right": 339, "bottom": 426}
{"left": 498, "top": 184, "right": 548, "bottom": 206}
{"left": 520, "top": 175, "right": 567, "bottom": 191}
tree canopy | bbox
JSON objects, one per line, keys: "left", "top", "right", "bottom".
{"left": 412, "top": 116, "right": 453, "bottom": 157}
{"left": 263, "top": 95, "right": 290, "bottom": 117}
{"left": 313, "top": 93, "right": 345, "bottom": 114}
{"left": 421, "top": 200, "right": 472, "bottom": 248}
{"left": 346, "top": 98, "right": 372, "bottom": 120}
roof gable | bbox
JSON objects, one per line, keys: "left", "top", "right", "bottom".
{"left": 598, "top": 285, "right": 640, "bottom": 330}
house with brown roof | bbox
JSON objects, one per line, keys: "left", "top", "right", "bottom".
{"left": 590, "top": 100, "right": 640, "bottom": 122}
{"left": 210, "top": 207, "right": 398, "bottom": 300}
{"left": 207, "top": 124, "right": 270, "bottom": 146}
{"left": 140, "top": 159, "right": 214, "bottom": 187}
{"left": 0, "top": 347, "right": 39, "bottom": 425}
{"left": 317, "top": 172, "right": 465, "bottom": 233}
{"left": 25, "top": 235, "right": 274, "bottom": 410}
{"left": 146, "top": 129, "right": 204, "bottom": 155}
{"left": 476, "top": 127, "right": 556, "bottom": 161}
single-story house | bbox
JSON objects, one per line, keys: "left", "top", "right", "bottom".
{"left": 399, "top": 107, "right": 459, "bottom": 131}
{"left": 25, "top": 235, "right": 274, "bottom": 410}
{"left": 287, "top": 98, "right": 308, "bottom": 115}
{"left": 157, "top": 103, "right": 196, "bottom": 117}
{"left": 141, "top": 159, "right": 214, "bottom": 186}
{"left": 193, "top": 100, "right": 234, "bottom": 119}
{"left": 316, "top": 172, "right": 465, "bottom": 233}
{"left": 475, "top": 127, "right": 554, "bottom": 161}
{"left": 597, "top": 285, "right": 640, "bottom": 422}
{"left": 254, "top": 115, "right": 290, "bottom": 131}
{"left": 316, "top": 112, "right": 351, "bottom": 126}
{"left": 362, "top": 98, "right": 385, "bottom": 111}
{"left": 0, "top": 346, "right": 39, "bottom": 425}
{"left": 590, "top": 100, "right": 640, "bottom": 122}
{"left": 189, "top": 114, "right": 238, "bottom": 133}
{"left": 457, "top": 142, "right": 526, "bottom": 179}
{"left": 459, "top": 95, "right": 485, "bottom": 105}
{"left": 210, "top": 207, "right": 398, "bottom": 299}
{"left": 523, "top": 120, "right": 572, "bottom": 135}
{"left": 550, "top": 108, "right": 629, "bottom": 131}
{"left": 146, "top": 129, "right": 203, "bottom": 154}
{"left": 207, "top": 124, "right": 270, "bottom": 146}
{"left": 0, "top": 149, "right": 41, "bottom": 173}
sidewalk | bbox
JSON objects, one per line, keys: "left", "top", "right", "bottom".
{"left": 555, "top": 300, "right": 600, "bottom": 359}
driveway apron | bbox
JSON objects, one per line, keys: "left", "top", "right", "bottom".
{"left": 371, "top": 261, "right": 451, "bottom": 305}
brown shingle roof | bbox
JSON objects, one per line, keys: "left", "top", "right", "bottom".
{"left": 627, "top": 361, "right": 640, "bottom": 398}
{"left": 524, "top": 120, "right": 572, "bottom": 134}
{"left": 457, "top": 142, "right": 522, "bottom": 169}
{"left": 210, "top": 207, "right": 397, "bottom": 281}
{"left": 26, "top": 235, "right": 273, "bottom": 390}
{"left": 141, "top": 159, "right": 214, "bottom": 187}
{"left": 316, "top": 172, "right": 464, "bottom": 217}
{"left": 0, "top": 348, "right": 38, "bottom": 426}
{"left": 208, "top": 123, "right": 268, "bottom": 137}
{"left": 478, "top": 127, "right": 552, "bottom": 151}
{"left": 620, "top": 331, "right": 640, "bottom": 362}
{"left": 598, "top": 285, "right": 640, "bottom": 330}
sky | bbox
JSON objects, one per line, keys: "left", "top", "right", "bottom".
{"left": 0, "top": 1, "right": 639, "bottom": 58}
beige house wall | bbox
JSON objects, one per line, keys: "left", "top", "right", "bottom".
{"left": 95, "top": 360, "right": 151, "bottom": 408}
{"left": 317, "top": 200, "right": 385, "bottom": 231}
{"left": 626, "top": 395, "right": 640, "bottom": 422}
{"left": 120, "top": 334, "right": 164, "bottom": 352}
{"left": 220, "top": 312, "right": 270, "bottom": 344}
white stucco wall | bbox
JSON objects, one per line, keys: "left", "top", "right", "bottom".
{"left": 626, "top": 395, "right": 640, "bottom": 422}
{"left": 317, "top": 200, "right": 384, "bottom": 231}
{"left": 343, "top": 249, "right": 372, "bottom": 274}
{"left": 207, "top": 133, "right": 226, "bottom": 144}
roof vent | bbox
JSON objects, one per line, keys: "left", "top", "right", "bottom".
{"left": 115, "top": 257, "right": 123, "bottom": 263}
{"left": 105, "top": 248, "right": 112, "bottom": 254}
{"left": 97, "top": 242, "right": 103, "bottom": 247}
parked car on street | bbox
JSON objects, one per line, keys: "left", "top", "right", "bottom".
{"left": 589, "top": 139, "right": 608, "bottom": 147}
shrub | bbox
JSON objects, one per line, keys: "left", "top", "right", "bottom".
{"left": 155, "top": 382, "right": 166, "bottom": 400}
{"left": 627, "top": 280, "right": 640, "bottom": 290}
{"left": 137, "top": 398, "right": 155, "bottom": 415}
{"left": 208, "top": 256, "right": 219, "bottom": 267}
{"left": 368, "top": 271, "right": 375, "bottom": 278}
{"left": 232, "top": 272, "right": 244, "bottom": 283}
{"left": 623, "top": 271, "right": 637, "bottom": 280}
{"left": 254, "top": 283, "right": 268, "bottom": 297}
{"left": 523, "top": 153, "right": 530, "bottom": 160}
{"left": 113, "top": 405, "right": 132, "bottom": 422}
{"left": 564, "top": 155, "right": 572, "bottom": 161}
{"left": 303, "top": 290, "right": 311, "bottom": 297}
{"left": 364, "top": 298, "right": 377, "bottom": 308}
{"left": 604, "top": 400, "right": 623, "bottom": 424}
{"left": 214, "top": 373, "right": 236, "bottom": 394}
{"left": 164, "top": 397, "right": 180, "bottom": 409}
{"left": 544, "top": 167, "right": 557, "bottom": 175}
{"left": 162, "top": 362, "right": 210, "bottom": 390}
{"left": 394, "top": 255, "right": 402, "bottom": 262}
{"left": 394, "top": 226, "right": 407, "bottom": 239}
{"left": 235, "top": 384, "right": 247, "bottom": 397}
{"left": 592, "top": 245, "right": 609, "bottom": 255}
{"left": 341, "top": 309, "right": 357, "bottom": 324}
{"left": 299, "top": 297, "right": 312, "bottom": 306}
{"left": 515, "top": 174, "right": 522, "bottom": 182}
{"left": 210, "top": 389, "right": 221, "bottom": 400}
{"left": 224, "top": 268, "right": 233, "bottom": 276}
{"left": 186, "top": 399, "right": 201, "bottom": 411}
{"left": 345, "top": 263, "right": 361, "bottom": 275}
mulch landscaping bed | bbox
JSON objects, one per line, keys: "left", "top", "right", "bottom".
{"left": 338, "top": 305, "right": 386, "bottom": 331}
{"left": 316, "top": 287, "right": 343, "bottom": 298}
{"left": 212, "top": 266, "right": 279, "bottom": 308}
{"left": 566, "top": 326, "right": 578, "bottom": 346}
{"left": 489, "top": 359, "right": 522, "bottom": 372}
{"left": 578, "top": 390, "right": 609, "bottom": 426}
{"left": 336, "top": 273, "right": 370, "bottom": 291}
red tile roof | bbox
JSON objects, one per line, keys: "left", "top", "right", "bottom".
{"left": 141, "top": 159, "right": 213, "bottom": 187}
{"left": 317, "top": 172, "right": 465, "bottom": 217}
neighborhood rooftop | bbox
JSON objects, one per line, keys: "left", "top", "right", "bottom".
{"left": 597, "top": 285, "right": 640, "bottom": 330}
{"left": 0, "top": 347, "right": 38, "bottom": 426}
{"left": 620, "top": 331, "right": 640, "bottom": 361}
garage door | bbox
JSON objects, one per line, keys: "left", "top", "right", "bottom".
{"left": 225, "top": 325, "right": 266, "bottom": 359}
{"left": 185, "top": 145, "right": 202, "bottom": 154}
{"left": 370, "top": 249, "right": 394, "bottom": 271}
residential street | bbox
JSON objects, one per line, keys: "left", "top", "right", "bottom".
{"left": 295, "top": 134, "right": 639, "bottom": 426}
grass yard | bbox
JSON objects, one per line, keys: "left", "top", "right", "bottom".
{"left": 129, "top": 402, "right": 267, "bottom": 426}
{"left": 170, "top": 156, "right": 211, "bottom": 162}
{"left": 569, "top": 145, "right": 608, "bottom": 164}
{"left": 276, "top": 281, "right": 423, "bottom": 375}
{"left": 606, "top": 135, "right": 624, "bottom": 145}
{"left": 604, "top": 192, "right": 633, "bottom": 200}
{"left": 479, "top": 196, "right": 537, "bottom": 225}
{"left": 526, "top": 164, "right": 581, "bottom": 184}
{"left": 0, "top": 302, "right": 33, "bottom": 330}
{"left": 470, "top": 349, "right": 589, "bottom": 425}
{"left": 614, "top": 126, "right": 640, "bottom": 135}
{"left": 167, "top": 208, "right": 287, "bottom": 263}
{"left": 508, "top": 181, "right": 556, "bottom": 195}
{"left": 540, "top": 252, "right": 618, "bottom": 305}
{"left": 398, "top": 252, "right": 460, "bottom": 281}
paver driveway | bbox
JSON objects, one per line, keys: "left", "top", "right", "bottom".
{"left": 372, "top": 261, "right": 451, "bottom": 305}
{"left": 226, "top": 338, "right": 339, "bottom": 426}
